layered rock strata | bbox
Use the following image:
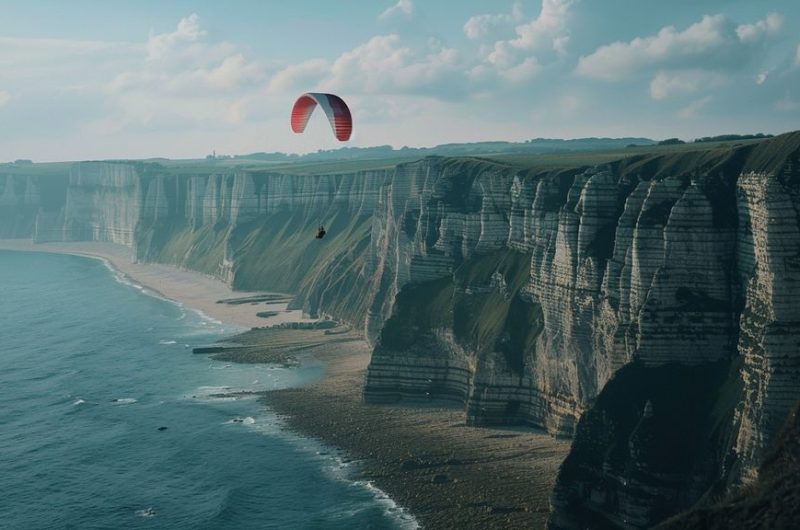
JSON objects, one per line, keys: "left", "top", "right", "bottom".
{"left": 2, "top": 133, "right": 800, "bottom": 529}
{"left": 548, "top": 135, "right": 800, "bottom": 528}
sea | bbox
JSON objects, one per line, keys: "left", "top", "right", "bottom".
{"left": 0, "top": 250, "right": 416, "bottom": 530}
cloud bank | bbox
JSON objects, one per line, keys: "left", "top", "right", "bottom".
{"left": 0, "top": 2, "right": 798, "bottom": 161}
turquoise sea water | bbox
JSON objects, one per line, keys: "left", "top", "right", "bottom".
{"left": 0, "top": 250, "right": 414, "bottom": 530}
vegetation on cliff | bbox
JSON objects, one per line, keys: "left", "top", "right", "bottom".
{"left": 2, "top": 131, "right": 800, "bottom": 530}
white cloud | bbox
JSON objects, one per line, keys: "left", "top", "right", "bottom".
{"left": 0, "top": 36, "right": 137, "bottom": 82}
{"left": 509, "top": 0, "right": 574, "bottom": 52}
{"left": 736, "top": 12, "right": 782, "bottom": 44}
{"left": 327, "top": 35, "right": 461, "bottom": 94}
{"left": 466, "top": 0, "right": 574, "bottom": 84}
{"left": 3, "top": 5, "right": 797, "bottom": 162}
{"left": 3, "top": 13, "right": 274, "bottom": 146}
{"left": 500, "top": 57, "right": 540, "bottom": 83}
{"left": 0, "top": 90, "right": 9, "bottom": 106}
{"left": 378, "top": 0, "right": 413, "bottom": 21}
{"left": 577, "top": 13, "right": 783, "bottom": 81}
{"left": 463, "top": 2, "right": 523, "bottom": 40}
{"left": 268, "top": 35, "right": 462, "bottom": 97}
{"left": 97, "top": 14, "right": 266, "bottom": 128}
{"left": 271, "top": 4, "right": 574, "bottom": 100}
{"left": 267, "top": 59, "right": 329, "bottom": 94}
{"left": 145, "top": 13, "right": 208, "bottom": 62}
{"left": 649, "top": 70, "right": 724, "bottom": 100}
{"left": 480, "top": 0, "right": 574, "bottom": 59}
{"left": 202, "top": 54, "right": 263, "bottom": 90}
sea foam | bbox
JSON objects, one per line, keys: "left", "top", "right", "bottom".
{"left": 111, "top": 398, "right": 137, "bottom": 405}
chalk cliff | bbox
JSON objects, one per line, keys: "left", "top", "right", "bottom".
{"left": 0, "top": 171, "right": 60, "bottom": 239}
{"left": 2, "top": 132, "right": 799, "bottom": 529}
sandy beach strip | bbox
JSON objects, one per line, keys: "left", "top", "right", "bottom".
{"left": 0, "top": 238, "right": 570, "bottom": 529}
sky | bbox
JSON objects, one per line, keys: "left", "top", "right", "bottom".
{"left": 0, "top": 0, "right": 798, "bottom": 161}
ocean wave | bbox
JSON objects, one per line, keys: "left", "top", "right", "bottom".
{"left": 135, "top": 507, "right": 157, "bottom": 518}
{"left": 192, "top": 385, "right": 231, "bottom": 394}
{"left": 185, "top": 385, "right": 236, "bottom": 402}
{"left": 72, "top": 399, "right": 86, "bottom": 406}
{"left": 98, "top": 257, "right": 242, "bottom": 335}
{"left": 319, "top": 451, "right": 419, "bottom": 528}
{"left": 101, "top": 260, "right": 150, "bottom": 296}
{"left": 193, "top": 309, "right": 224, "bottom": 327}
{"left": 111, "top": 398, "right": 137, "bottom": 405}
{"left": 227, "top": 416, "right": 256, "bottom": 425}
{"left": 159, "top": 340, "right": 177, "bottom": 345}
{"left": 244, "top": 415, "right": 420, "bottom": 529}
{"left": 356, "top": 480, "right": 419, "bottom": 529}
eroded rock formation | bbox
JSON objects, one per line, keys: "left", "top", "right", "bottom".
{"left": 2, "top": 132, "right": 799, "bottom": 529}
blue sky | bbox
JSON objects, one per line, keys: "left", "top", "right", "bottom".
{"left": 0, "top": 0, "right": 798, "bottom": 161}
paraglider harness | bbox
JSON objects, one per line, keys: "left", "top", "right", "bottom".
{"left": 315, "top": 224, "right": 327, "bottom": 239}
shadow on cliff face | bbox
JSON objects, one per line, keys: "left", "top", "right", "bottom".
{"left": 548, "top": 360, "right": 737, "bottom": 530}
{"left": 654, "top": 401, "right": 800, "bottom": 530}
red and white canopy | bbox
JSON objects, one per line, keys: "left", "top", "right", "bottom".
{"left": 290, "top": 92, "right": 353, "bottom": 142}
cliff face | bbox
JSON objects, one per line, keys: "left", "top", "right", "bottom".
{"left": 363, "top": 152, "right": 748, "bottom": 436}
{"left": 546, "top": 135, "right": 800, "bottom": 529}
{"left": 732, "top": 163, "right": 800, "bottom": 484}
{"left": 358, "top": 135, "right": 800, "bottom": 528}
{"left": 2, "top": 132, "right": 799, "bottom": 529}
{"left": 26, "top": 162, "right": 392, "bottom": 325}
{"left": 361, "top": 157, "right": 586, "bottom": 434}
{"left": 0, "top": 171, "right": 66, "bottom": 239}
{"left": 548, "top": 361, "right": 734, "bottom": 530}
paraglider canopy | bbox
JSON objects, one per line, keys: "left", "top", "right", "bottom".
{"left": 315, "top": 224, "right": 327, "bottom": 239}
{"left": 291, "top": 93, "right": 352, "bottom": 142}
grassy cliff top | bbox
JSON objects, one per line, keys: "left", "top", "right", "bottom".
{"left": 3, "top": 132, "right": 796, "bottom": 179}
{"left": 0, "top": 161, "right": 72, "bottom": 177}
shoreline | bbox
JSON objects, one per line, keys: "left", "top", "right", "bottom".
{"left": 262, "top": 341, "right": 568, "bottom": 530}
{"left": 0, "top": 240, "right": 310, "bottom": 329}
{"left": 0, "top": 239, "right": 569, "bottom": 529}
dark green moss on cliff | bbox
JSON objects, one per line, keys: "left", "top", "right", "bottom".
{"left": 139, "top": 222, "right": 228, "bottom": 276}
{"left": 378, "top": 277, "right": 455, "bottom": 351}
{"left": 229, "top": 206, "right": 376, "bottom": 325}
{"left": 453, "top": 250, "right": 539, "bottom": 374}
{"left": 378, "top": 249, "right": 539, "bottom": 375}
